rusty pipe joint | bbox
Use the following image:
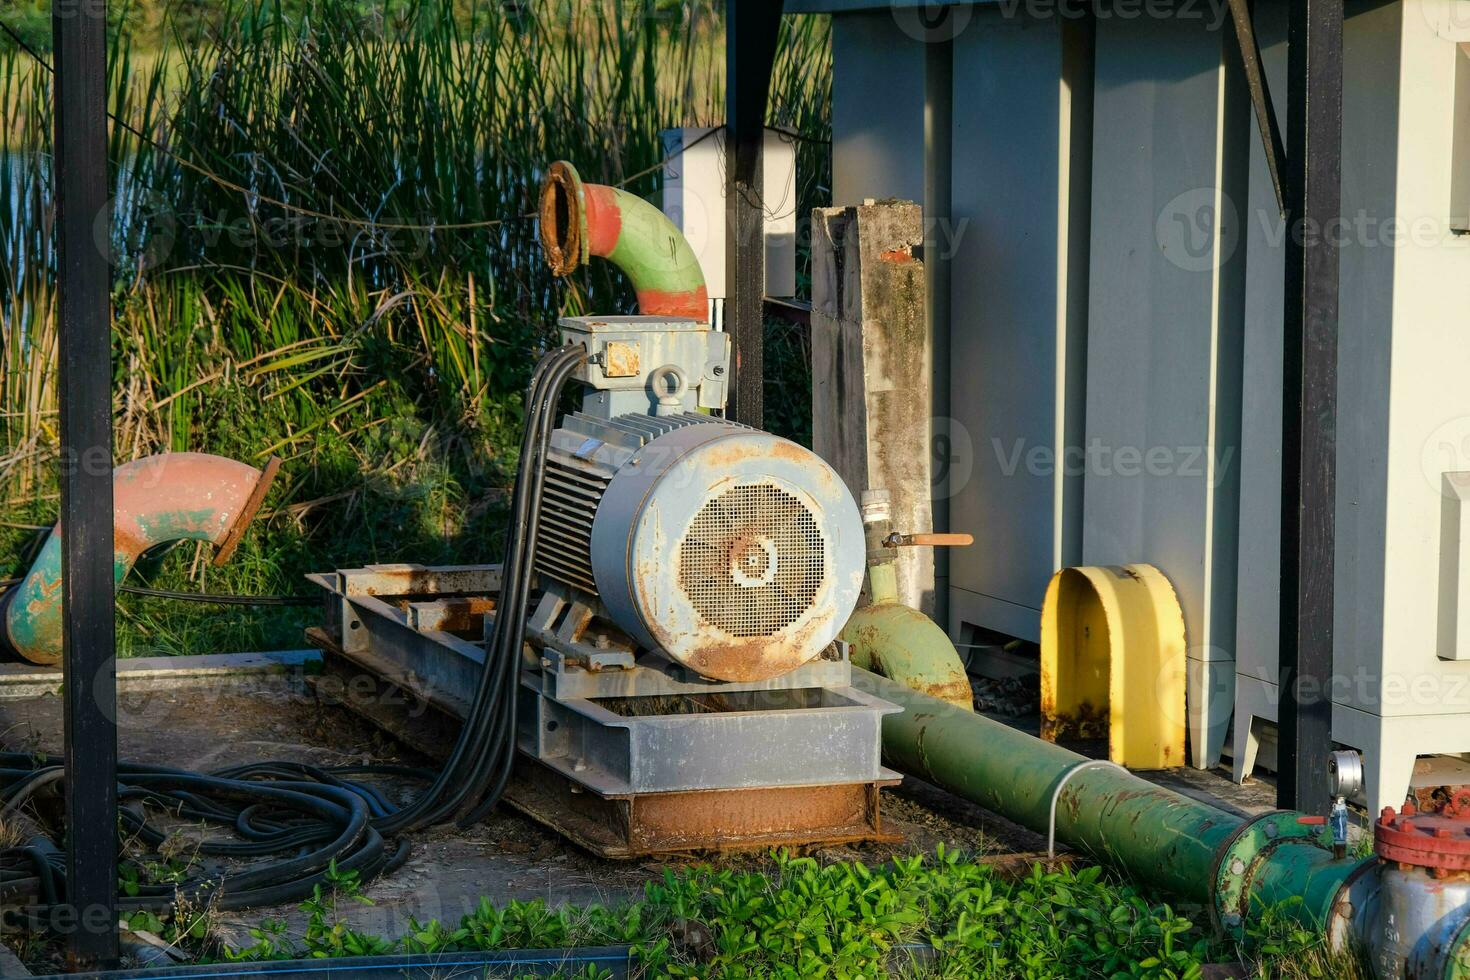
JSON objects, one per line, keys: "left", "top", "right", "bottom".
{"left": 539, "top": 160, "right": 710, "bottom": 321}
{"left": 1, "top": 453, "right": 279, "bottom": 666}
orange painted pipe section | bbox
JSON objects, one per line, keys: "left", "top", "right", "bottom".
{"left": 539, "top": 160, "right": 710, "bottom": 321}
{"left": 1, "top": 453, "right": 279, "bottom": 666}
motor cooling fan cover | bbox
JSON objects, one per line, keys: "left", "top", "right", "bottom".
{"left": 589, "top": 422, "right": 864, "bottom": 681}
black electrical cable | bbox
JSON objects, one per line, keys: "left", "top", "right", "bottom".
{"left": 2, "top": 580, "right": 318, "bottom": 606}
{"left": 0, "top": 345, "right": 587, "bottom": 926}
{"left": 374, "top": 343, "right": 585, "bottom": 835}
{"left": 117, "top": 586, "right": 319, "bottom": 606}
{"left": 453, "top": 348, "right": 586, "bottom": 827}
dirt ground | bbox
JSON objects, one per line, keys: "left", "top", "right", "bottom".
{"left": 0, "top": 658, "right": 1276, "bottom": 952}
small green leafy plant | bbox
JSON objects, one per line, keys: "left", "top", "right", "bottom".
{"left": 206, "top": 848, "right": 1350, "bottom": 978}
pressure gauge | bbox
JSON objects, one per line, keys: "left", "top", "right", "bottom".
{"left": 1328, "top": 749, "right": 1365, "bottom": 800}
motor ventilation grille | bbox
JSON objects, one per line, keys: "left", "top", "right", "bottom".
{"left": 537, "top": 412, "right": 737, "bottom": 594}
{"left": 677, "top": 483, "right": 827, "bottom": 637}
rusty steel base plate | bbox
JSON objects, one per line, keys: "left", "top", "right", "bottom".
{"left": 504, "top": 758, "right": 900, "bottom": 859}
{"left": 307, "top": 626, "right": 902, "bottom": 858}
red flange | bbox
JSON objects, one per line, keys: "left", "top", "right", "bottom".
{"left": 1376, "top": 797, "right": 1470, "bottom": 873}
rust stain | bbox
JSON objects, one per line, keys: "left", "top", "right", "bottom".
{"left": 539, "top": 161, "right": 583, "bottom": 276}
{"left": 878, "top": 248, "right": 913, "bottom": 264}
{"left": 914, "top": 676, "right": 975, "bottom": 707}
{"left": 678, "top": 611, "right": 831, "bottom": 682}
{"left": 1042, "top": 701, "right": 1108, "bottom": 743}
{"left": 603, "top": 341, "right": 641, "bottom": 379}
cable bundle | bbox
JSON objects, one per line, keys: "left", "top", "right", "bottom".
{"left": 0, "top": 345, "right": 586, "bottom": 920}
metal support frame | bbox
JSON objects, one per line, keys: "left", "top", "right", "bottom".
{"left": 925, "top": 33, "right": 954, "bottom": 629}
{"left": 53, "top": 0, "right": 120, "bottom": 967}
{"left": 1226, "top": 0, "right": 1289, "bottom": 215}
{"left": 1277, "top": 0, "right": 1343, "bottom": 816}
{"left": 724, "top": 0, "right": 784, "bottom": 428}
{"left": 308, "top": 563, "right": 899, "bottom": 855}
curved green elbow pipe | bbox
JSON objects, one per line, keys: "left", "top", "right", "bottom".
{"left": 1, "top": 453, "right": 279, "bottom": 666}
{"left": 539, "top": 160, "right": 710, "bottom": 320}
{"left": 841, "top": 561, "right": 975, "bottom": 711}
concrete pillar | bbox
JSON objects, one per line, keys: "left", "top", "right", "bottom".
{"left": 811, "top": 202, "right": 936, "bottom": 612}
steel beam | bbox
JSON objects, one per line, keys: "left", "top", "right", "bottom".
{"left": 1226, "top": 0, "right": 1289, "bottom": 215}
{"left": 52, "top": 0, "right": 120, "bottom": 966}
{"left": 1277, "top": 0, "right": 1343, "bottom": 816}
{"left": 724, "top": 0, "right": 784, "bottom": 427}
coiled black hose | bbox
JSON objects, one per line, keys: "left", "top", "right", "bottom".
{"left": 0, "top": 344, "right": 586, "bottom": 922}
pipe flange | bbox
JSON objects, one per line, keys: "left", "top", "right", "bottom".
{"left": 1376, "top": 801, "right": 1470, "bottom": 873}
{"left": 1447, "top": 914, "right": 1470, "bottom": 980}
{"left": 0, "top": 587, "right": 20, "bottom": 663}
{"left": 1211, "top": 810, "right": 1329, "bottom": 938}
{"left": 212, "top": 455, "right": 281, "bottom": 568}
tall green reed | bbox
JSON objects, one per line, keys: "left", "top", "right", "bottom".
{"left": 0, "top": 0, "right": 831, "bottom": 651}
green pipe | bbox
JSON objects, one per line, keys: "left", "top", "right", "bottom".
{"left": 853, "top": 667, "right": 1368, "bottom": 936}
{"left": 842, "top": 561, "right": 974, "bottom": 711}
{"left": 1449, "top": 917, "right": 1470, "bottom": 980}
{"left": 1, "top": 453, "right": 278, "bottom": 666}
{"left": 538, "top": 160, "right": 709, "bottom": 321}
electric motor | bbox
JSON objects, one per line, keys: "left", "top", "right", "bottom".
{"left": 536, "top": 412, "right": 865, "bottom": 682}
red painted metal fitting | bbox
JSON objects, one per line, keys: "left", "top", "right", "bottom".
{"left": 1376, "top": 797, "right": 1470, "bottom": 873}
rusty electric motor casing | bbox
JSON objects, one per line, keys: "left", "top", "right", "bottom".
{"left": 536, "top": 414, "right": 865, "bottom": 682}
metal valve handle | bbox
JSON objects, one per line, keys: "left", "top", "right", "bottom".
{"left": 882, "top": 532, "right": 975, "bottom": 549}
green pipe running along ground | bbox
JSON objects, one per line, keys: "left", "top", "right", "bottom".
{"left": 853, "top": 667, "right": 1370, "bottom": 941}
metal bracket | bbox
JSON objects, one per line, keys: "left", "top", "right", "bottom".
{"left": 1048, "top": 760, "right": 1129, "bottom": 859}
{"left": 1226, "top": 0, "right": 1289, "bottom": 216}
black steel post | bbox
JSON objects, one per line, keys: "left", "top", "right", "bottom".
{"left": 53, "top": 0, "right": 120, "bottom": 966}
{"left": 925, "top": 34, "right": 953, "bottom": 625}
{"left": 725, "top": 0, "right": 783, "bottom": 428}
{"left": 1277, "top": 0, "right": 1342, "bottom": 816}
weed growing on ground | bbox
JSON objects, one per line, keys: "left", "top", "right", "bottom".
{"left": 203, "top": 848, "right": 1369, "bottom": 979}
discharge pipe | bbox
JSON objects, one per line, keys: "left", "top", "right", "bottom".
{"left": 852, "top": 669, "right": 1402, "bottom": 958}
{"left": 539, "top": 160, "right": 710, "bottom": 320}
{"left": 842, "top": 490, "right": 975, "bottom": 711}
{"left": 0, "top": 453, "right": 279, "bottom": 666}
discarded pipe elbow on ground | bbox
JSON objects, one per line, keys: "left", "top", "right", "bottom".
{"left": 1, "top": 453, "right": 280, "bottom": 667}
{"left": 539, "top": 159, "right": 709, "bottom": 321}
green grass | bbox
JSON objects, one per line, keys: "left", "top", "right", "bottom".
{"left": 0, "top": 0, "right": 828, "bottom": 656}
{"left": 101, "top": 850, "right": 1368, "bottom": 979}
